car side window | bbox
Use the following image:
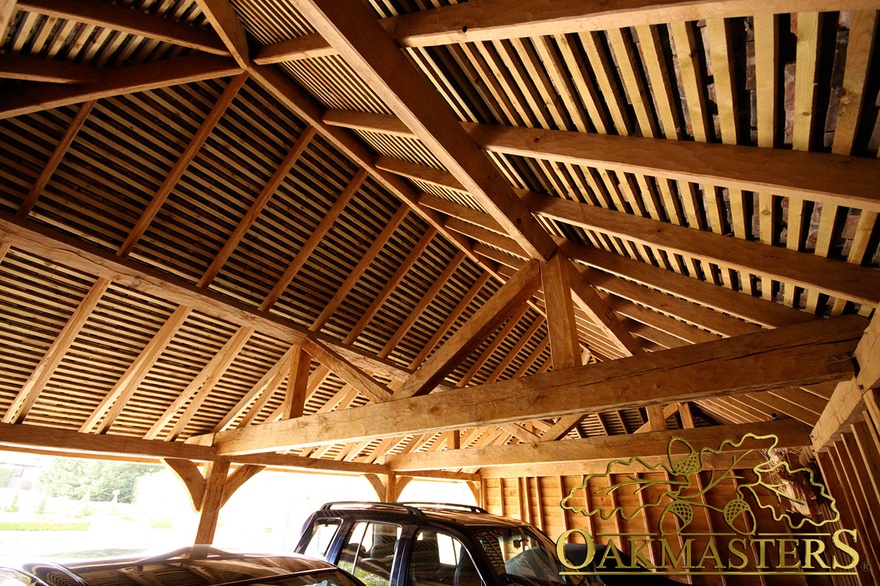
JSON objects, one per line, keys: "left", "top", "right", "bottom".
{"left": 302, "top": 520, "right": 342, "bottom": 559}
{"left": 338, "top": 521, "right": 401, "bottom": 586}
{"left": 407, "top": 530, "right": 483, "bottom": 586}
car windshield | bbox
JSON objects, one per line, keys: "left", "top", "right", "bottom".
{"left": 473, "top": 528, "right": 568, "bottom": 586}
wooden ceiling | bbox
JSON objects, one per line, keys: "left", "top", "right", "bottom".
{"left": 0, "top": 0, "right": 878, "bottom": 477}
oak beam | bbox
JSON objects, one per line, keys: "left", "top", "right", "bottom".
{"left": 220, "top": 464, "right": 265, "bottom": 508}
{"left": 283, "top": 343, "right": 311, "bottom": 419}
{"left": 302, "top": 338, "right": 394, "bottom": 403}
{"left": 388, "top": 419, "right": 811, "bottom": 472}
{"left": 0, "top": 423, "right": 387, "bottom": 475}
{"left": 297, "top": 0, "right": 557, "bottom": 262}
{"left": 331, "top": 111, "right": 880, "bottom": 213}
{"left": 476, "top": 124, "right": 880, "bottom": 213}
{"left": 565, "top": 257, "right": 642, "bottom": 356}
{"left": 0, "top": 423, "right": 217, "bottom": 461}
{"left": 417, "top": 191, "right": 797, "bottom": 340}
{"left": 163, "top": 458, "right": 206, "bottom": 510}
{"left": 0, "top": 54, "right": 241, "bottom": 119}
{"left": 257, "top": 1, "right": 875, "bottom": 58}
{"left": 528, "top": 193, "right": 880, "bottom": 307}
{"left": 385, "top": 154, "right": 880, "bottom": 307}
{"left": 395, "top": 259, "right": 541, "bottom": 398}
{"left": 194, "top": 460, "right": 229, "bottom": 544}
{"left": 0, "top": 0, "right": 15, "bottom": 42}
{"left": 193, "top": 0, "right": 249, "bottom": 66}
{"left": 0, "top": 213, "right": 306, "bottom": 344}
{"left": 540, "top": 254, "right": 582, "bottom": 370}
{"left": 563, "top": 244, "right": 814, "bottom": 329}
{"left": 0, "top": 54, "right": 100, "bottom": 84}
{"left": 812, "top": 311, "right": 880, "bottom": 449}
{"left": 208, "top": 315, "right": 864, "bottom": 455}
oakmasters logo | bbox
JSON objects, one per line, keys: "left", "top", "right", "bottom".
{"left": 554, "top": 433, "right": 860, "bottom": 578}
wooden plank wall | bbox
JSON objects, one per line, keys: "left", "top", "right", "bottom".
{"left": 482, "top": 465, "right": 867, "bottom": 586}
{"left": 814, "top": 391, "right": 880, "bottom": 585}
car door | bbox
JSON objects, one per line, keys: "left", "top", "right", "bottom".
{"left": 335, "top": 520, "right": 403, "bottom": 586}
{"left": 403, "top": 526, "right": 486, "bottom": 586}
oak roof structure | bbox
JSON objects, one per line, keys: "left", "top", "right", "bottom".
{"left": 0, "top": 0, "right": 879, "bottom": 495}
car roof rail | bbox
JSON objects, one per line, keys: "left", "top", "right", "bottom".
{"left": 320, "top": 501, "right": 426, "bottom": 516}
{"left": 400, "top": 502, "right": 489, "bottom": 514}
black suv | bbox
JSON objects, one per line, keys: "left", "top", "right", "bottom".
{"left": 294, "top": 502, "right": 573, "bottom": 586}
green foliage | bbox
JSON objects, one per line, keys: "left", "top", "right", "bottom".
{"left": 37, "top": 459, "right": 161, "bottom": 504}
{"left": 0, "top": 521, "right": 89, "bottom": 531}
{"left": 0, "top": 466, "right": 18, "bottom": 488}
{"left": 5, "top": 489, "right": 20, "bottom": 512}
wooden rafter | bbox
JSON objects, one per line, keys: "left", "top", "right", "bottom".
{"left": 193, "top": 0, "right": 249, "bottom": 66}
{"left": 18, "top": 100, "right": 95, "bottom": 218}
{"left": 0, "top": 0, "right": 16, "bottom": 42}
{"left": 527, "top": 193, "right": 880, "bottom": 307}
{"left": 333, "top": 112, "right": 880, "bottom": 213}
{"left": 296, "top": 0, "right": 557, "bottom": 263}
{"left": 0, "top": 214, "right": 305, "bottom": 342}
{"left": 4, "top": 278, "right": 111, "bottom": 424}
{"left": 408, "top": 270, "right": 491, "bottom": 367}
{"left": 565, "top": 256, "right": 642, "bottom": 356}
{"left": 382, "top": 152, "right": 880, "bottom": 308}
{"left": 344, "top": 227, "right": 436, "bottom": 345}
{"left": 564, "top": 245, "right": 814, "bottom": 329}
{"left": 0, "top": 54, "right": 100, "bottom": 84}
{"left": 395, "top": 259, "right": 541, "bottom": 399}
{"left": 419, "top": 194, "right": 799, "bottom": 343}
{"left": 17, "top": 0, "right": 229, "bottom": 55}
{"left": 147, "top": 326, "right": 255, "bottom": 441}
{"left": 0, "top": 54, "right": 241, "bottom": 119}
{"left": 199, "top": 125, "right": 318, "bottom": 288}
{"left": 260, "top": 168, "right": 366, "bottom": 311}
{"left": 309, "top": 205, "right": 409, "bottom": 332}
{"left": 379, "top": 250, "right": 467, "bottom": 358}
{"left": 456, "top": 304, "right": 529, "bottom": 387}
{"left": 80, "top": 305, "right": 193, "bottom": 434}
{"left": 212, "top": 345, "right": 297, "bottom": 432}
{"left": 119, "top": 72, "right": 249, "bottom": 257}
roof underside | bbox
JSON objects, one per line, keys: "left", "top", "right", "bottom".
{"left": 0, "top": 0, "right": 878, "bottom": 474}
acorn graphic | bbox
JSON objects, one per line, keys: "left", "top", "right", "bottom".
{"left": 723, "top": 498, "right": 756, "bottom": 535}
{"left": 659, "top": 500, "right": 694, "bottom": 535}
{"left": 668, "top": 437, "right": 700, "bottom": 476}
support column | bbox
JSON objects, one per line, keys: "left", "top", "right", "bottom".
{"left": 194, "top": 460, "right": 230, "bottom": 545}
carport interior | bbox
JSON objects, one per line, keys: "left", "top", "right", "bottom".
{"left": 1, "top": 0, "right": 880, "bottom": 583}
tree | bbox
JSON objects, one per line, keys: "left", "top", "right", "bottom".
{"left": 38, "top": 459, "right": 161, "bottom": 504}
